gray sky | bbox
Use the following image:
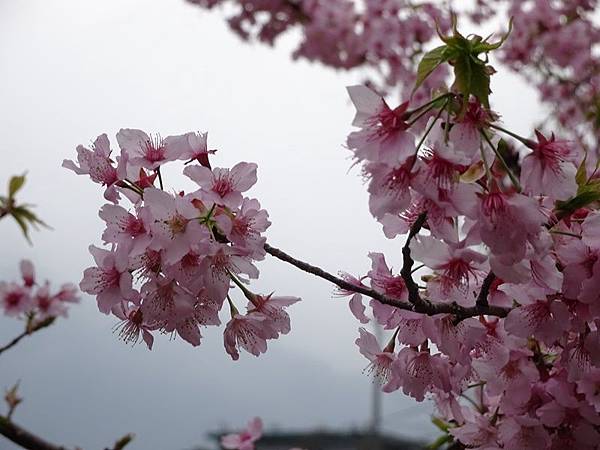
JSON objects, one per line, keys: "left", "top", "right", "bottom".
{"left": 0, "top": 1, "right": 540, "bottom": 448}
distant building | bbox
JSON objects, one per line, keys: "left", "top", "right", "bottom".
{"left": 209, "top": 430, "right": 425, "bottom": 450}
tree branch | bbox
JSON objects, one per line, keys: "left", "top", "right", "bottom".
{"left": 0, "top": 317, "right": 55, "bottom": 356}
{"left": 476, "top": 272, "right": 495, "bottom": 308}
{"left": 263, "top": 243, "right": 413, "bottom": 311}
{"left": 0, "top": 416, "right": 133, "bottom": 450}
{"left": 399, "top": 212, "right": 431, "bottom": 312}
{"left": 0, "top": 416, "right": 67, "bottom": 450}
{"left": 263, "top": 243, "right": 510, "bottom": 320}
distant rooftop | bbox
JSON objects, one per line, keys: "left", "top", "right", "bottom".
{"left": 207, "top": 429, "right": 425, "bottom": 450}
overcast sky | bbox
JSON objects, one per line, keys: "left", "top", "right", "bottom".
{"left": 0, "top": 1, "right": 540, "bottom": 449}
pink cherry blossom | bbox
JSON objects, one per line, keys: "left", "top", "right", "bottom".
{"left": 582, "top": 211, "right": 600, "bottom": 249}
{"left": 248, "top": 294, "right": 300, "bottom": 336}
{"left": 167, "top": 131, "right": 215, "bottom": 167}
{"left": 184, "top": 162, "right": 257, "bottom": 209}
{"left": 476, "top": 189, "right": 546, "bottom": 266}
{"left": 79, "top": 245, "right": 135, "bottom": 314}
{"left": 498, "top": 416, "right": 551, "bottom": 450}
{"left": 112, "top": 303, "right": 157, "bottom": 350}
{"left": 0, "top": 261, "right": 78, "bottom": 322}
{"left": 33, "top": 283, "right": 68, "bottom": 319}
{"left": 221, "top": 417, "right": 263, "bottom": 450}
{"left": 144, "top": 188, "right": 209, "bottom": 265}
{"left": 346, "top": 85, "right": 416, "bottom": 166}
{"left": 116, "top": 129, "right": 183, "bottom": 170}
{"left": 20, "top": 260, "right": 35, "bottom": 287}
{"left": 99, "top": 204, "right": 151, "bottom": 256}
{"left": 411, "top": 235, "right": 487, "bottom": 294}
{"left": 0, "top": 283, "right": 33, "bottom": 317}
{"left": 223, "top": 312, "right": 273, "bottom": 360}
{"left": 62, "top": 134, "right": 120, "bottom": 202}
{"left": 355, "top": 327, "right": 397, "bottom": 389}
{"left": 448, "top": 99, "right": 495, "bottom": 162}
{"left": 520, "top": 131, "right": 578, "bottom": 201}
{"left": 505, "top": 299, "right": 570, "bottom": 344}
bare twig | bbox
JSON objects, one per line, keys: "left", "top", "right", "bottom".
{"left": 263, "top": 243, "right": 413, "bottom": 311}
{"left": 263, "top": 242, "right": 510, "bottom": 320}
{"left": 0, "top": 317, "right": 55, "bottom": 356}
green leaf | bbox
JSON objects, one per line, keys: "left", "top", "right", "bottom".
{"left": 9, "top": 205, "right": 50, "bottom": 243}
{"left": 472, "top": 17, "right": 514, "bottom": 54}
{"left": 431, "top": 417, "right": 450, "bottom": 432}
{"left": 556, "top": 187, "right": 600, "bottom": 216}
{"left": 12, "top": 206, "right": 48, "bottom": 229}
{"left": 11, "top": 210, "right": 32, "bottom": 243}
{"left": 427, "top": 434, "right": 453, "bottom": 450}
{"left": 8, "top": 174, "right": 26, "bottom": 200}
{"left": 470, "top": 62, "right": 492, "bottom": 108}
{"left": 576, "top": 153, "right": 589, "bottom": 187}
{"left": 452, "top": 53, "right": 472, "bottom": 98}
{"left": 414, "top": 46, "right": 449, "bottom": 92}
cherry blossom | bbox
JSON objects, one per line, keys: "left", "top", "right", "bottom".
{"left": 0, "top": 261, "right": 78, "bottom": 320}
{"left": 221, "top": 417, "right": 263, "bottom": 450}
{"left": 62, "top": 13, "right": 600, "bottom": 449}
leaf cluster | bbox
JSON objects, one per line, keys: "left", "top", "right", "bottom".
{"left": 415, "top": 17, "right": 513, "bottom": 110}
{"left": 0, "top": 174, "right": 48, "bottom": 243}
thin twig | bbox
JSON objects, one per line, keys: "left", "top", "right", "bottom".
{"left": 263, "top": 243, "right": 413, "bottom": 311}
{"left": 0, "top": 317, "right": 55, "bottom": 356}
{"left": 480, "top": 130, "right": 521, "bottom": 191}
{"left": 263, "top": 243, "right": 510, "bottom": 320}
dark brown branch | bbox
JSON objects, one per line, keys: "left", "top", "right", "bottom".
{"left": 263, "top": 243, "right": 510, "bottom": 320}
{"left": 399, "top": 213, "right": 430, "bottom": 311}
{"left": 0, "top": 416, "right": 67, "bottom": 450}
{"left": 476, "top": 272, "right": 496, "bottom": 308}
{"left": 0, "top": 416, "right": 133, "bottom": 450}
{"left": 0, "top": 317, "right": 55, "bottom": 356}
{"left": 263, "top": 243, "right": 413, "bottom": 311}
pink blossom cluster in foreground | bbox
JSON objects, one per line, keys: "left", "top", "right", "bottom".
{"left": 64, "top": 130, "right": 299, "bottom": 358}
{"left": 221, "top": 417, "right": 305, "bottom": 450}
{"left": 342, "top": 83, "right": 600, "bottom": 448}
{"left": 61, "top": 12, "right": 600, "bottom": 448}
{"left": 0, "top": 260, "right": 79, "bottom": 320}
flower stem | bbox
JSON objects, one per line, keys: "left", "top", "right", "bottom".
{"left": 156, "top": 168, "right": 164, "bottom": 190}
{"left": 480, "top": 130, "right": 521, "bottom": 191}
{"left": 414, "top": 99, "right": 449, "bottom": 156}
{"left": 489, "top": 123, "right": 535, "bottom": 147}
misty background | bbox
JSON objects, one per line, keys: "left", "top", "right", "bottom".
{"left": 0, "top": 0, "right": 540, "bottom": 448}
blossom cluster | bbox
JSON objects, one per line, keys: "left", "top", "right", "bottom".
{"left": 344, "top": 81, "right": 600, "bottom": 448}
{"left": 64, "top": 129, "right": 299, "bottom": 358}
{"left": 61, "top": 7, "right": 600, "bottom": 449}
{"left": 0, "top": 260, "right": 78, "bottom": 320}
